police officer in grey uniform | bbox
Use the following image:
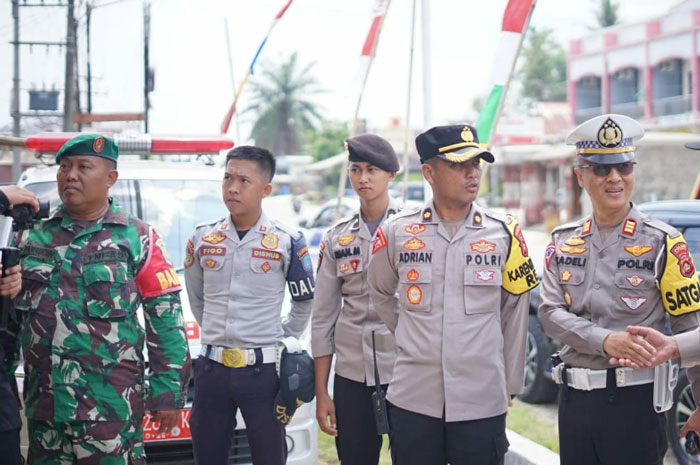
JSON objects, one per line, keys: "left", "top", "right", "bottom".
{"left": 538, "top": 114, "right": 700, "bottom": 465}
{"left": 184, "top": 146, "right": 315, "bottom": 465}
{"left": 312, "top": 134, "right": 399, "bottom": 464}
{"left": 368, "top": 124, "right": 538, "bottom": 465}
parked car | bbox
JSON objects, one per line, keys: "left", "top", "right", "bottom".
{"left": 8, "top": 154, "right": 318, "bottom": 464}
{"left": 519, "top": 199, "right": 700, "bottom": 465}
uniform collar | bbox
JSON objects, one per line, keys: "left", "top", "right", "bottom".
{"left": 218, "top": 211, "right": 271, "bottom": 244}
{"left": 353, "top": 198, "right": 401, "bottom": 239}
{"left": 55, "top": 197, "right": 128, "bottom": 229}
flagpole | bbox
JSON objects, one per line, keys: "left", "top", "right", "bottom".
{"left": 220, "top": 0, "right": 294, "bottom": 134}
{"left": 401, "top": 0, "right": 418, "bottom": 204}
{"left": 223, "top": 17, "right": 241, "bottom": 143}
{"left": 335, "top": 0, "right": 393, "bottom": 220}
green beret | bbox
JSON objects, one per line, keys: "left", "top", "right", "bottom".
{"left": 55, "top": 134, "right": 119, "bottom": 164}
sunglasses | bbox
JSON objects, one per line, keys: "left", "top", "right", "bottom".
{"left": 577, "top": 162, "right": 636, "bottom": 177}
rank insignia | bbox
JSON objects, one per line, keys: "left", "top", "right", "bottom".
{"left": 561, "top": 270, "right": 572, "bottom": 282}
{"left": 338, "top": 235, "right": 356, "bottom": 246}
{"left": 581, "top": 219, "right": 592, "bottom": 236}
{"left": 261, "top": 233, "right": 279, "bottom": 250}
{"left": 473, "top": 213, "right": 482, "bottom": 225}
{"left": 407, "top": 284, "right": 422, "bottom": 305}
{"left": 350, "top": 259, "right": 360, "bottom": 272}
{"left": 475, "top": 269, "right": 495, "bottom": 282}
{"left": 372, "top": 227, "right": 388, "bottom": 254}
{"left": 184, "top": 240, "right": 194, "bottom": 268}
{"left": 259, "top": 225, "right": 267, "bottom": 232}
{"left": 513, "top": 224, "right": 528, "bottom": 256}
{"left": 564, "top": 290, "right": 572, "bottom": 307}
{"left": 620, "top": 296, "right": 648, "bottom": 310}
{"left": 407, "top": 268, "right": 419, "bottom": 281}
{"left": 219, "top": 222, "right": 228, "bottom": 230}
{"left": 403, "top": 237, "right": 426, "bottom": 251}
{"left": 544, "top": 243, "right": 556, "bottom": 270}
{"left": 338, "top": 263, "right": 349, "bottom": 274}
{"left": 622, "top": 219, "right": 637, "bottom": 236}
{"left": 405, "top": 223, "right": 426, "bottom": 235}
{"left": 423, "top": 209, "right": 432, "bottom": 221}
{"left": 261, "top": 261, "right": 272, "bottom": 273}
{"left": 626, "top": 275, "right": 644, "bottom": 287}
{"left": 560, "top": 246, "right": 587, "bottom": 255}
{"left": 203, "top": 232, "right": 226, "bottom": 244}
{"left": 204, "top": 259, "right": 218, "bottom": 269}
{"left": 624, "top": 245, "right": 653, "bottom": 257}
{"left": 671, "top": 242, "right": 695, "bottom": 278}
{"left": 470, "top": 240, "right": 496, "bottom": 253}
{"left": 564, "top": 236, "right": 586, "bottom": 246}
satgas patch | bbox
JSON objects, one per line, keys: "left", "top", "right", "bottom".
{"left": 136, "top": 229, "right": 182, "bottom": 298}
{"left": 202, "top": 231, "right": 226, "bottom": 244}
{"left": 564, "top": 236, "right": 585, "bottom": 246}
{"left": 502, "top": 219, "right": 538, "bottom": 295}
{"left": 560, "top": 246, "right": 586, "bottom": 255}
{"left": 261, "top": 233, "right": 279, "bottom": 250}
{"left": 338, "top": 235, "right": 356, "bottom": 246}
{"left": 407, "top": 284, "right": 422, "bottom": 305}
{"left": 475, "top": 269, "right": 496, "bottom": 282}
{"left": 624, "top": 245, "right": 653, "bottom": 257}
{"left": 372, "top": 227, "right": 388, "bottom": 255}
{"left": 403, "top": 237, "right": 426, "bottom": 251}
{"left": 661, "top": 233, "right": 700, "bottom": 315}
{"left": 470, "top": 240, "right": 496, "bottom": 253}
{"left": 620, "top": 296, "right": 648, "bottom": 310}
{"left": 252, "top": 249, "right": 282, "bottom": 261}
{"left": 184, "top": 239, "right": 194, "bottom": 268}
{"left": 199, "top": 246, "right": 226, "bottom": 256}
{"left": 405, "top": 223, "right": 426, "bottom": 235}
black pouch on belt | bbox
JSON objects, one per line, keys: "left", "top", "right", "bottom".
{"left": 371, "top": 330, "right": 390, "bottom": 435}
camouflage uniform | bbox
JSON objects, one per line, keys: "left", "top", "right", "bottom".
{"left": 11, "top": 199, "right": 192, "bottom": 465}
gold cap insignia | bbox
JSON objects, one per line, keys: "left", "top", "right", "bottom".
{"left": 597, "top": 118, "right": 623, "bottom": 148}
{"left": 461, "top": 126, "right": 474, "bottom": 143}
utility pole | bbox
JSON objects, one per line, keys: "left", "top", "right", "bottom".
{"left": 63, "top": 0, "right": 77, "bottom": 131}
{"left": 86, "top": 2, "right": 93, "bottom": 114}
{"left": 11, "top": 0, "right": 21, "bottom": 182}
{"left": 143, "top": 0, "right": 151, "bottom": 133}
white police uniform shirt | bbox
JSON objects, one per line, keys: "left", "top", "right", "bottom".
{"left": 184, "top": 212, "right": 315, "bottom": 348}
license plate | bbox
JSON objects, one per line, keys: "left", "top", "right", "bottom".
{"left": 142, "top": 409, "right": 192, "bottom": 442}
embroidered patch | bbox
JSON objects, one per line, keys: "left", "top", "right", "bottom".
{"left": 261, "top": 262, "right": 272, "bottom": 273}
{"left": 671, "top": 242, "right": 695, "bottom": 278}
{"left": 405, "top": 223, "right": 426, "bottom": 235}
{"left": 261, "top": 233, "right": 279, "bottom": 250}
{"left": 199, "top": 246, "right": 226, "bottom": 256}
{"left": 544, "top": 243, "right": 556, "bottom": 270}
{"left": 624, "top": 245, "right": 653, "bottom": 257}
{"left": 219, "top": 222, "right": 228, "bottom": 230}
{"left": 581, "top": 219, "right": 592, "bottom": 235}
{"left": 298, "top": 246, "right": 313, "bottom": 272}
{"left": 93, "top": 136, "right": 105, "bottom": 153}
{"left": 184, "top": 240, "right": 194, "bottom": 268}
{"left": 202, "top": 232, "right": 226, "bottom": 244}
{"left": 338, "top": 263, "right": 349, "bottom": 274}
{"left": 561, "top": 270, "right": 572, "bottom": 282}
{"left": 470, "top": 240, "right": 496, "bottom": 253}
{"left": 204, "top": 259, "right": 218, "bottom": 269}
{"left": 407, "top": 268, "right": 419, "bottom": 281}
{"left": 407, "top": 284, "right": 422, "bottom": 305}
{"left": 513, "top": 224, "right": 528, "bottom": 256}
{"left": 620, "top": 296, "right": 648, "bottom": 310}
{"left": 372, "top": 227, "right": 388, "bottom": 254}
{"left": 475, "top": 269, "right": 495, "bottom": 282}
{"left": 403, "top": 237, "right": 426, "bottom": 251}
{"left": 350, "top": 258, "right": 360, "bottom": 272}
{"left": 560, "top": 246, "right": 587, "bottom": 255}
{"left": 338, "top": 235, "right": 356, "bottom": 246}
{"left": 564, "top": 290, "right": 572, "bottom": 307}
{"left": 259, "top": 225, "right": 267, "bottom": 232}
{"left": 626, "top": 275, "right": 644, "bottom": 287}
{"left": 252, "top": 249, "right": 282, "bottom": 261}
{"left": 564, "top": 235, "right": 585, "bottom": 246}
{"left": 622, "top": 219, "right": 637, "bottom": 236}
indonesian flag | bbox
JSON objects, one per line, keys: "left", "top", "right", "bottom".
{"left": 362, "top": 0, "right": 391, "bottom": 57}
{"left": 475, "top": 0, "right": 536, "bottom": 146}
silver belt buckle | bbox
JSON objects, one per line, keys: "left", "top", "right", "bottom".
{"left": 552, "top": 363, "right": 565, "bottom": 385}
{"left": 615, "top": 368, "right": 627, "bottom": 387}
{"left": 571, "top": 368, "right": 592, "bottom": 391}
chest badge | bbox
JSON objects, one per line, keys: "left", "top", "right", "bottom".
{"left": 470, "top": 240, "right": 496, "bottom": 253}
{"left": 261, "top": 233, "right": 279, "bottom": 250}
{"left": 407, "top": 284, "right": 423, "bottom": 305}
{"left": 626, "top": 275, "right": 644, "bottom": 287}
{"left": 261, "top": 262, "right": 272, "bottom": 273}
{"left": 350, "top": 258, "right": 360, "bottom": 272}
{"left": 185, "top": 240, "right": 194, "bottom": 268}
{"left": 564, "top": 235, "right": 585, "bottom": 246}
{"left": 564, "top": 290, "right": 573, "bottom": 307}
{"left": 670, "top": 242, "right": 696, "bottom": 278}
{"left": 338, "top": 235, "right": 356, "bottom": 246}
{"left": 407, "top": 268, "right": 419, "bottom": 281}
{"left": 203, "top": 232, "right": 226, "bottom": 244}
{"left": 405, "top": 223, "right": 426, "bottom": 235}
{"left": 338, "top": 263, "right": 349, "bottom": 274}
{"left": 561, "top": 270, "right": 572, "bottom": 282}
{"left": 475, "top": 269, "right": 495, "bottom": 282}
{"left": 560, "top": 246, "right": 586, "bottom": 255}
{"left": 403, "top": 237, "right": 426, "bottom": 251}
{"left": 204, "top": 258, "right": 218, "bottom": 268}
{"left": 624, "top": 245, "right": 653, "bottom": 257}
{"left": 620, "top": 296, "right": 648, "bottom": 310}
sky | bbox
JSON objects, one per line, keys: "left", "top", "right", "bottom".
{"left": 0, "top": 0, "right": 684, "bottom": 144}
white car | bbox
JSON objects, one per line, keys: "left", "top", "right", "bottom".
{"left": 8, "top": 157, "right": 317, "bottom": 465}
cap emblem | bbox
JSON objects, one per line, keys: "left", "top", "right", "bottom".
{"left": 93, "top": 136, "right": 105, "bottom": 153}
{"left": 461, "top": 126, "right": 474, "bottom": 143}
{"left": 597, "top": 118, "right": 623, "bottom": 148}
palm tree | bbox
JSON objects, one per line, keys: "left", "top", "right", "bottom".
{"left": 244, "top": 52, "right": 323, "bottom": 155}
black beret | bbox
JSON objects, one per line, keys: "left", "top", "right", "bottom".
{"left": 345, "top": 134, "right": 400, "bottom": 172}
{"left": 415, "top": 124, "right": 494, "bottom": 164}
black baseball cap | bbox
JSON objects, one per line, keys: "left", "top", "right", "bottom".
{"left": 273, "top": 349, "right": 315, "bottom": 425}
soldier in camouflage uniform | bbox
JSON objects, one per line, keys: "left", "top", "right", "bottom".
{"left": 11, "top": 134, "right": 192, "bottom": 465}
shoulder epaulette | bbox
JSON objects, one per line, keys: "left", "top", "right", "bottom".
{"left": 641, "top": 215, "right": 681, "bottom": 238}
{"left": 330, "top": 212, "right": 357, "bottom": 230}
{"left": 271, "top": 218, "right": 302, "bottom": 240}
{"left": 195, "top": 217, "right": 224, "bottom": 230}
{"left": 483, "top": 210, "right": 512, "bottom": 225}
{"left": 552, "top": 217, "right": 586, "bottom": 235}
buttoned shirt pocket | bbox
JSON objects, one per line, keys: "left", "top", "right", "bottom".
{"left": 337, "top": 257, "right": 364, "bottom": 295}
{"left": 83, "top": 261, "right": 135, "bottom": 319}
{"left": 16, "top": 255, "right": 56, "bottom": 312}
{"left": 463, "top": 267, "right": 502, "bottom": 314}
{"left": 250, "top": 257, "right": 283, "bottom": 274}
{"left": 398, "top": 265, "right": 432, "bottom": 312}
{"left": 557, "top": 269, "right": 585, "bottom": 286}
{"left": 614, "top": 271, "right": 655, "bottom": 314}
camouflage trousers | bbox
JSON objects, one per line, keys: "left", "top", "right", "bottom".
{"left": 27, "top": 416, "right": 145, "bottom": 465}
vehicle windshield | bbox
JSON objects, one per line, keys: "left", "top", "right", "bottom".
{"left": 25, "top": 179, "right": 226, "bottom": 269}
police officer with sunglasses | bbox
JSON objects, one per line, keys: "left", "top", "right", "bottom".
{"left": 538, "top": 114, "right": 700, "bottom": 465}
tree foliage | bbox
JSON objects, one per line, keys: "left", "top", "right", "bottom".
{"left": 244, "top": 52, "right": 323, "bottom": 154}
{"left": 518, "top": 27, "right": 567, "bottom": 102}
{"left": 306, "top": 121, "right": 349, "bottom": 162}
{"left": 596, "top": 0, "right": 619, "bottom": 28}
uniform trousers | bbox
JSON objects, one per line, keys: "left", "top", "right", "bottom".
{"left": 191, "top": 353, "right": 287, "bottom": 465}
{"left": 387, "top": 402, "right": 508, "bottom": 465}
{"left": 0, "top": 428, "right": 22, "bottom": 465}
{"left": 558, "top": 377, "right": 666, "bottom": 465}
{"left": 333, "top": 374, "right": 388, "bottom": 465}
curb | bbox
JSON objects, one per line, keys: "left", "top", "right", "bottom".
{"left": 505, "top": 428, "right": 560, "bottom": 465}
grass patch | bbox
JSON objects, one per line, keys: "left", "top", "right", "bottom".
{"left": 506, "top": 400, "right": 559, "bottom": 453}
{"left": 316, "top": 427, "right": 392, "bottom": 465}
